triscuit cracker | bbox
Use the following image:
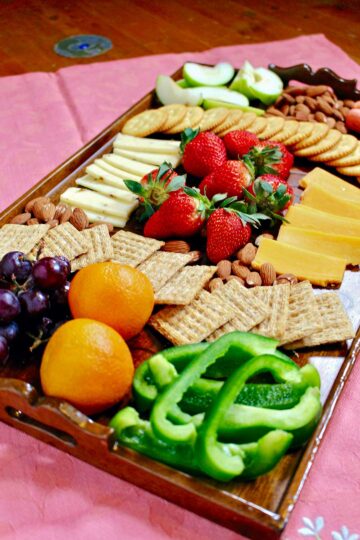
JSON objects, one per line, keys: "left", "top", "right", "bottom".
{"left": 278, "top": 281, "right": 324, "bottom": 345}
{"left": 259, "top": 116, "right": 285, "bottom": 139}
{"left": 292, "top": 123, "right": 330, "bottom": 150}
{"left": 199, "top": 108, "right": 229, "bottom": 132}
{"left": 251, "top": 284, "right": 291, "bottom": 339}
{"left": 165, "top": 106, "right": 204, "bottom": 134}
{"left": 327, "top": 142, "right": 360, "bottom": 167}
{"left": 122, "top": 109, "right": 167, "bottom": 137}
{"left": 269, "top": 120, "right": 299, "bottom": 143}
{"left": 111, "top": 230, "right": 164, "bottom": 267}
{"left": 39, "top": 222, "right": 90, "bottom": 260}
{"left": 310, "top": 134, "right": 358, "bottom": 163}
{"left": 158, "top": 104, "right": 187, "bottom": 131}
{"left": 0, "top": 224, "right": 50, "bottom": 260}
{"left": 155, "top": 265, "right": 217, "bottom": 305}
{"left": 214, "top": 110, "right": 244, "bottom": 135}
{"left": 284, "top": 122, "right": 314, "bottom": 146}
{"left": 336, "top": 164, "right": 360, "bottom": 176}
{"left": 246, "top": 116, "right": 267, "bottom": 135}
{"left": 137, "top": 251, "right": 192, "bottom": 292}
{"left": 284, "top": 292, "right": 355, "bottom": 349}
{"left": 207, "top": 280, "right": 269, "bottom": 341}
{"left": 71, "top": 225, "right": 114, "bottom": 271}
{"left": 294, "top": 129, "right": 342, "bottom": 157}
{"left": 149, "top": 290, "right": 234, "bottom": 345}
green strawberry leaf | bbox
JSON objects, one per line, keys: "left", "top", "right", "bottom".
{"left": 212, "top": 192, "right": 229, "bottom": 203}
{"left": 276, "top": 183, "right": 287, "bottom": 196}
{"left": 243, "top": 187, "right": 257, "bottom": 202}
{"left": 180, "top": 127, "right": 200, "bottom": 153}
{"left": 124, "top": 180, "right": 146, "bottom": 196}
{"left": 157, "top": 162, "right": 173, "bottom": 179}
{"left": 260, "top": 180, "right": 273, "bottom": 194}
{"left": 167, "top": 174, "right": 187, "bottom": 191}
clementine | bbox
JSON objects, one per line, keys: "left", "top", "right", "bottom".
{"left": 68, "top": 262, "right": 154, "bottom": 340}
{"left": 40, "top": 318, "right": 134, "bottom": 414}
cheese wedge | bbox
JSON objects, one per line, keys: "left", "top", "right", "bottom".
{"left": 285, "top": 205, "right": 360, "bottom": 237}
{"left": 278, "top": 226, "right": 360, "bottom": 265}
{"left": 76, "top": 175, "right": 138, "bottom": 203}
{"left": 67, "top": 206, "right": 127, "bottom": 228}
{"left": 114, "top": 133, "right": 180, "bottom": 155}
{"left": 299, "top": 167, "right": 360, "bottom": 203}
{"left": 60, "top": 187, "right": 138, "bottom": 219}
{"left": 94, "top": 158, "right": 142, "bottom": 181}
{"left": 252, "top": 238, "right": 346, "bottom": 286}
{"left": 85, "top": 164, "right": 138, "bottom": 190}
{"left": 301, "top": 184, "right": 360, "bottom": 220}
{"left": 102, "top": 154, "right": 155, "bottom": 176}
{"left": 113, "top": 148, "right": 181, "bottom": 168}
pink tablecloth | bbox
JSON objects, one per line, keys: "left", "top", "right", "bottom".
{"left": 0, "top": 34, "right": 359, "bottom": 540}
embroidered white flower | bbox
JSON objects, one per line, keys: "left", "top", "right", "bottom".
{"left": 332, "top": 525, "right": 359, "bottom": 540}
{"left": 298, "top": 517, "right": 359, "bottom": 540}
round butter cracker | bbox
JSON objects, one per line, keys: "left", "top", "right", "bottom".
{"left": 292, "top": 122, "right": 329, "bottom": 150}
{"left": 310, "top": 134, "right": 358, "bottom": 163}
{"left": 213, "top": 110, "right": 243, "bottom": 135}
{"left": 283, "top": 122, "right": 314, "bottom": 146}
{"left": 159, "top": 104, "right": 187, "bottom": 131}
{"left": 294, "top": 129, "right": 342, "bottom": 158}
{"left": 258, "top": 116, "right": 285, "bottom": 139}
{"left": 269, "top": 120, "right": 299, "bottom": 143}
{"left": 246, "top": 116, "right": 267, "bottom": 135}
{"left": 199, "top": 108, "right": 229, "bottom": 132}
{"left": 164, "top": 106, "right": 204, "bottom": 134}
{"left": 336, "top": 164, "right": 360, "bottom": 176}
{"left": 122, "top": 109, "right": 167, "bottom": 137}
{"left": 327, "top": 142, "right": 360, "bottom": 167}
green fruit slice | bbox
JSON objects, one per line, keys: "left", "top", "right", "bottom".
{"left": 196, "top": 86, "right": 249, "bottom": 107}
{"left": 230, "top": 61, "right": 283, "bottom": 105}
{"left": 183, "top": 62, "right": 235, "bottom": 87}
{"left": 203, "top": 99, "right": 265, "bottom": 115}
{"left": 156, "top": 75, "right": 203, "bottom": 106}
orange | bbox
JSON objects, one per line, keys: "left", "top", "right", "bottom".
{"left": 68, "top": 262, "right": 154, "bottom": 340}
{"left": 40, "top": 318, "right": 134, "bottom": 414}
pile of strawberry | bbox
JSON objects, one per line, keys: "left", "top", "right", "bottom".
{"left": 125, "top": 129, "right": 294, "bottom": 264}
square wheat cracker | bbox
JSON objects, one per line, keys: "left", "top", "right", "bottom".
{"left": 0, "top": 224, "right": 50, "bottom": 259}
{"left": 284, "top": 292, "right": 355, "bottom": 349}
{"left": 71, "top": 225, "right": 114, "bottom": 271}
{"left": 137, "top": 251, "right": 192, "bottom": 292}
{"left": 38, "top": 222, "right": 90, "bottom": 260}
{"left": 149, "top": 290, "right": 234, "bottom": 345}
{"left": 111, "top": 230, "right": 164, "bottom": 267}
{"left": 251, "top": 284, "right": 290, "bottom": 339}
{"left": 155, "top": 265, "right": 217, "bottom": 305}
{"left": 207, "top": 280, "right": 270, "bottom": 341}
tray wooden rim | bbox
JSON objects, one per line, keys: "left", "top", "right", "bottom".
{"left": 0, "top": 62, "right": 359, "bottom": 540}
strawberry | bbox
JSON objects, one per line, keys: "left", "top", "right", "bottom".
{"left": 124, "top": 162, "right": 186, "bottom": 220}
{"left": 203, "top": 159, "right": 254, "bottom": 199}
{"left": 245, "top": 140, "right": 294, "bottom": 181}
{"left": 223, "top": 130, "right": 260, "bottom": 159}
{"left": 245, "top": 174, "right": 294, "bottom": 217}
{"left": 206, "top": 208, "right": 252, "bottom": 263}
{"left": 199, "top": 172, "right": 215, "bottom": 197}
{"left": 143, "top": 187, "right": 212, "bottom": 239}
{"left": 181, "top": 128, "right": 227, "bottom": 177}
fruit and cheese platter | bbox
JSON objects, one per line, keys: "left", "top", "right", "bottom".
{"left": 0, "top": 61, "right": 359, "bottom": 540}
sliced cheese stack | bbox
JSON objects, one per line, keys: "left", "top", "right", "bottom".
{"left": 253, "top": 168, "right": 360, "bottom": 286}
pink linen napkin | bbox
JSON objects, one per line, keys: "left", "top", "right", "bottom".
{"left": 0, "top": 34, "right": 359, "bottom": 540}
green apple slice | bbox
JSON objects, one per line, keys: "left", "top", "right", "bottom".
{"left": 183, "top": 62, "right": 235, "bottom": 87}
{"left": 196, "top": 87, "right": 249, "bottom": 106}
{"left": 176, "top": 78, "right": 189, "bottom": 88}
{"left": 250, "top": 67, "right": 283, "bottom": 105}
{"left": 156, "top": 75, "right": 203, "bottom": 106}
{"left": 229, "top": 60, "right": 256, "bottom": 98}
{"left": 203, "top": 99, "right": 265, "bottom": 116}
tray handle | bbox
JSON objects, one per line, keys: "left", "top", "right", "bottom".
{"left": 268, "top": 63, "right": 360, "bottom": 100}
{"left": 0, "top": 378, "right": 113, "bottom": 453}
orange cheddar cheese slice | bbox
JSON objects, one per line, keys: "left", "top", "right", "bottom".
{"left": 252, "top": 238, "right": 346, "bottom": 287}
{"left": 299, "top": 167, "right": 360, "bottom": 204}
{"left": 301, "top": 184, "right": 360, "bottom": 220}
{"left": 278, "top": 226, "right": 360, "bottom": 265}
{"left": 285, "top": 205, "right": 360, "bottom": 237}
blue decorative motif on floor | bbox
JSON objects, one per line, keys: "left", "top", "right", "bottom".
{"left": 54, "top": 35, "right": 113, "bottom": 58}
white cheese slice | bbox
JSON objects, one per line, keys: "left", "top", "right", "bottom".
{"left": 75, "top": 175, "right": 138, "bottom": 203}
{"left": 67, "top": 206, "right": 128, "bottom": 228}
{"left": 60, "top": 187, "right": 138, "bottom": 219}
{"left": 85, "top": 164, "right": 134, "bottom": 190}
{"left": 94, "top": 158, "right": 142, "bottom": 181}
{"left": 114, "top": 133, "right": 180, "bottom": 155}
{"left": 102, "top": 154, "right": 155, "bottom": 176}
{"left": 113, "top": 148, "right": 181, "bottom": 168}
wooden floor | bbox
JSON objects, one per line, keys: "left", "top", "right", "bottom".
{"left": 0, "top": 0, "right": 360, "bottom": 77}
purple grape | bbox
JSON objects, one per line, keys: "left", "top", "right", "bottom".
{"left": 0, "top": 336, "right": 9, "bottom": 364}
{"left": 0, "top": 251, "right": 32, "bottom": 283}
{"left": 55, "top": 256, "right": 71, "bottom": 275}
{"left": 0, "top": 289, "right": 21, "bottom": 323}
{"left": 51, "top": 281, "right": 70, "bottom": 308}
{"left": 19, "top": 289, "right": 49, "bottom": 318}
{"left": 33, "top": 257, "right": 68, "bottom": 290}
{"left": 0, "top": 321, "right": 20, "bottom": 343}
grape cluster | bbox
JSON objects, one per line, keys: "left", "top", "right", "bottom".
{"left": 0, "top": 251, "right": 71, "bottom": 364}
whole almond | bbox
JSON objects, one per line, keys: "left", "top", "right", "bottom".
{"left": 340, "top": 106, "right": 350, "bottom": 117}
{"left": 10, "top": 212, "right": 31, "bottom": 225}
{"left": 336, "top": 121, "right": 347, "bottom": 134}
{"left": 314, "top": 111, "right": 327, "bottom": 123}
{"left": 284, "top": 86, "right": 306, "bottom": 96}
{"left": 245, "top": 271, "right": 262, "bottom": 287}
{"left": 255, "top": 233, "right": 274, "bottom": 247}
{"left": 231, "top": 260, "right": 250, "bottom": 280}
{"left": 295, "top": 95, "right": 306, "bottom": 104}
{"left": 208, "top": 278, "right": 223, "bottom": 292}
{"left": 259, "top": 262, "right": 276, "bottom": 285}
{"left": 188, "top": 250, "right": 202, "bottom": 263}
{"left": 305, "top": 85, "right": 328, "bottom": 97}
{"left": 280, "top": 104, "right": 290, "bottom": 116}
{"left": 237, "top": 243, "right": 257, "bottom": 266}
{"left": 289, "top": 105, "right": 296, "bottom": 116}
{"left": 332, "top": 109, "right": 344, "bottom": 121}
{"left": 295, "top": 103, "right": 310, "bottom": 114}
{"left": 226, "top": 275, "right": 245, "bottom": 286}
{"left": 274, "top": 277, "right": 292, "bottom": 285}
{"left": 27, "top": 218, "right": 40, "bottom": 225}
{"left": 326, "top": 117, "right": 336, "bottom": 128}
{"left": 69, "top": 207, "right": 89, "bottom": 231}
{"left": 88, "top": 221, "right": 114, "bottom": 233}
{"left": 267, "top": 107, "right": 285, "bottom": 117}
{"left": 25, "top": 196, "right": 50, "bottom": 214}
{"left": 295, "top": 111, "right": 309, "bottom": 122}
{"left": 344, "top": 99, "right": 355, "bottom": 108}
{"left": 317, "top": 99, "right": 334, "bottom": 116}
{"left": 304, "top": 96, "right": 317, "bottom": 111}
{"left": 47, "top": 219, "right": 59, "bottom": 229}
{"left": 217, "top": 260, "right": 232, "bottom": 279}
{"left": 162, "top": 240, "right": 191, "bottom": 254}
{"left": 54, "top": 203, "right": 72, "bottom": 224}
{"left": 322, "top": 93, "right": 336, "bottom": 105}
{"left": 277, "top": 273, "right": 298, "bottom": 285}
{"left": 34, "top": 202, "right": 56, "bottom": 222}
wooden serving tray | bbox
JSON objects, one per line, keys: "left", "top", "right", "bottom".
{"left": 0, "top": 64, "right": 359, "bottom": 540}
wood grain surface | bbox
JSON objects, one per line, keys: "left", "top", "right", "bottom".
{"left": 0, "top": 0, "right": 360, "bottom": 76}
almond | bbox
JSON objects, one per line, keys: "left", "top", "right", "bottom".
{"left": 10, "top": 212, "right": 31, "bottom": 225}
{"left": 25, "top": 196, "right": 50, "bottom": 214}
{"left": 274, "top": 277, "right": 292, "bottom": 285}
{"left": 237, "top": 243, "right": 257, "bottom": 266}
{"left": 231, "top": 261, "right": 250, "bottom": 280}
{"left": 326, "top": 117, "right": 336, "bottom": 128}
{"left": 255, "top": 233, "right": 274, "bottom": 247}
{"left": 336, "top": 121, "right": 347, "bottom": 134}
{"left": 226, "top": 275, "right": 245, "bottom": 286}
{"left": 316, "top": 98, "right": 334, "bottom": 116}
{"left": 162, "top": 240, "right": 191, "bottom": 253}
{"left": 277, "top": 273, "right": 298, "bottom": 285}
{"left": 304, "top": 96, "right": 317, "bottom": 111}
{"left": 314, "top": 111, "right": 327, "bottom": 123}
{"left": 267, "top": 107, "right": 285, "bottom": 117}
{"left": 88, "top": 222, "right": 114, "bottom": 233}
{"left": 332, "top": 109, "right": 344, "bottom": 121}
{"left": 216, "top": 260, "right": 232, "bottom": 279}
{"left": 27, "top": 218, "right": 40, "bottom": 226}
{"left": 259, "top": 262, "right": 276, "bottom": 286}
{"left": 305, "top": 85, "right": 328, "bottom": 97}
{"left": 344, "top": 99, "right": 355, "bottom": 108}
{"left": 284, "top": 86, "right": 305, "bottom": 96}
{"left": 295, "top": 103, "right": 310, "bottom": 114}
{"left": 245, "top": 271, "right": 262, "bottom": 287}
{"left": 295, "top": 111, "right": 309, "bottom": 122}
{"left": 69, "top": 207, "right": 89, "bottom": 231}
{"left": 54, "top": 203, "right": 72, "bottom": 224}
{"left": 295, "top": 95, "right": 306, "bottom": 104}
{"left": 340, "top": 106, "right": 350, "bottom": 117}
{"left": 282, "top": 92, "right": 296, "bottom": 104}
{"left": 188, "top": 250, "right": 202, "bottom": 263}
{"left": 36, "top": 202, "right": 56, "bottom": 222}
{"left": 47, "top": 219, "right": 59, "bottom": 229}
{"left": 280, "top": 104, "right": 290, "bottom": 116}
{"left": 208, "top": 278, "right": 223, "bottom": 292}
